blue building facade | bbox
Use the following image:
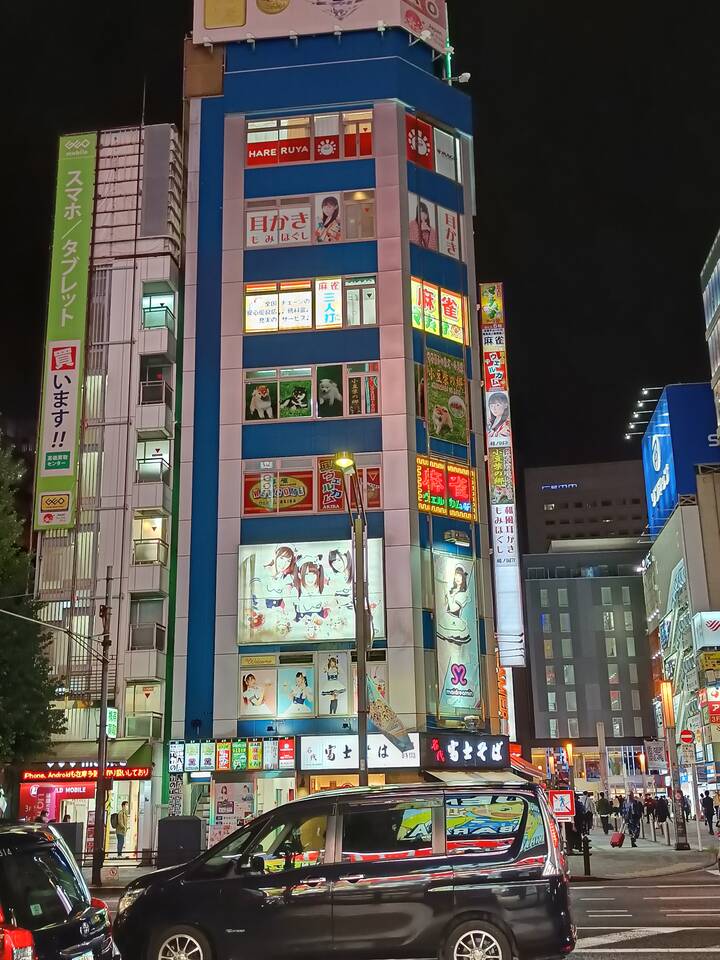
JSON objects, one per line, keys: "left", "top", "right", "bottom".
{"left": 172, "top": 13, "right": 499, "bottom": 816}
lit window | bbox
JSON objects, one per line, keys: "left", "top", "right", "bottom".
{"left": 541, "top": 613, "right": 552, "bottom": 634}
{"left": 564, "top": 665, "right": 575, "bottom": 685}
{"left": 549, "top": 719, "right": 559, "bottom": 738}
{"left": 544, "top": 639, "right": 553, "bottom": 659}
{"left": 603, "top": 611, "right": 615, "bottom": 632}
{"left": 608, "top": 664, "right": 620, "bottom": 685}
{"left": 627, "top": 635, "right": 636, "bottom": 657}
{"left": 612, "top": 717, "right": 624, "bottom": 737}
{"left": 566, "top": 691, "right": 577, "bottom": 712}
{"left": 548, "top": 691, "right": 557, "bottom": 712}
{"left": 546, "top": 666, "right": 556, "bottom": 685}
{"left": 540, "top": 589, "right": 549, "bottom": 608}
{"left": 568, "top": 718, "right": 580, "bottom": 738}
{"left": 606, "top": 637, "right": 617, "bottom": 658}
{"left": 624, "top": 611, "right": 634, "bottom": 631}
{"left": 629, "top": 663, "right": 638, "bottom": 683}
{"left": 559, "top": 613, "right": 571, "bottom": 633}
{"left": 610, "top": 690, "right": 622, "bottom": 712}
{"left": 632, "top": 689, "right": 641, "bottom": 711}
{"left": 557, "top": 588, "right": 568, "bottom": 607}
{"left": 561, "top": 638, "right": 573, "bottom": 659}
{"left": 601, "top": 586, "right": 613, "bottom": 606}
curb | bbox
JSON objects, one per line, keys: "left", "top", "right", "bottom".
{"left": 570, "top": 849, "right": 718, "bottom": 882}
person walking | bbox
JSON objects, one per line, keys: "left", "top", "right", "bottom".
{"left": 682, "top": 793, "right": 691, "bottom": 823}
{"left": 714, "top": 789, "right": 720, "bottom": 827}
{"left": 116, "top": 801, "right": 129, "bottom": 858}
{"left": 644, "top": 795, "right": 656, "bottom": 824}
{"left": 597, "top": 792, "right": 612, "bottom": 834}
{"left": 702, "top": 791, "right": 716, "bottom": 836}
{"left": 622, "top": 791, "right": 643, "bottom": 848}
{"left": 584, "top": 792, "right": 597, "bottom": 833}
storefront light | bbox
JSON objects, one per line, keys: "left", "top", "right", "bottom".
{"left": 189, "top": 772, "right": 212, "bottom": 781}
{"left": 660, "top": 680, "right": 675, "bottom": 728}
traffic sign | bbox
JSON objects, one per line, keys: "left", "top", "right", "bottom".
{"left": 549, "top": 789, "right": 576, "bottom": 822}
{"left": 680, "top": 729, "right": 695, "bottom": 745}
{"left": 681, "top": 742, "right": 696, "bottom": 766}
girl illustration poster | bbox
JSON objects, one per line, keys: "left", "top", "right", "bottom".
{"left": 319, "top": 651, "right": 349, "bottom": 716}
{"left": 315, "top": 194, "right": 342, "bottom": 243}
{"left": 278, "top": 667, "right": 316, "bottom": 716}
{"left": 239, "top": 669, "right": 277, "bottom": 717}
{"left": 433, "top": 555, "right": 482, "bottom": 716}
{"left": 294, "top": 561, "right": 329, "bottom": 629}
{"left": 486, "top": 391, "right": 512, "bottom": 445}
{"left": 409, "top": 194, "right": 438, "bottom": 251}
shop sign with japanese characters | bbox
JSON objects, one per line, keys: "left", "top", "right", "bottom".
{"left": 299, "top": 733, "right": 420, "bottom": 771}
{"left": 35, "top": 134, "right": 97, "bottom": 530}
{"left": 420, "top": 733, "right": 510, "bottom": 770}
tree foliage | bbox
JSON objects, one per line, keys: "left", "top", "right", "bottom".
{"left": 0, "top": 441, "right": 64, "bottom": 764}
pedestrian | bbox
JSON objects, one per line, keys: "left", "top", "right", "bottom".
{"left": 62, "top": 814, "right": 71, "bottom": 823}
{"left": 584, "top": 791, "right": 597, "bottom": 832}
{"left": 116, "top": 801, "right": 129, "bottom": 858}
{"left": 622, "top": 791, "right": 643, "bottom": 848}
{"left": 714, "top": 789, "right": 720, "bottom": 825}
{"left": 655, "top": 795, "right": 670, "bottom": 825}
{"left": 682, "top": 793, "right": 691, "bottom": 823}
{"left": 597, "top": 792, "right": 612, "bottom": 834}
{"left": 644, "top": 794, "right": 656, "bottom": 823}
{"left": 702, "top": 791, "right": 715, "bottom": 836}
{"left": 35, "top": 809, "right": 48, "bottom": 824}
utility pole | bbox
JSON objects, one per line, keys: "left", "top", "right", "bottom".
{"left": 354, "top": 514, "right": 369, "bottom": 787}
{"left": 92, "top": 566, "right": 113, "bottom": 886}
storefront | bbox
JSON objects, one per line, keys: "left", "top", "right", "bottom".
{"left": 419, "top": 732, "right": 519, "bottom": 784}
{"left": 20, "top": 740, "right": 153, "bottom": 856}
{"left": 297, "top": 733, "right": 421, "bottom": 792}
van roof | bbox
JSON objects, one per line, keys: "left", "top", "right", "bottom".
{"left": 291, "top": 780, "right": 538, "bottom": 804}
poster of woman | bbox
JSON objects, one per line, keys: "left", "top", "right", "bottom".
{"left": 277, "top": 666, "right": 316, "bottom": 716}
{"left": 408, "top": 193, "right": 438, "bottom": 251}
{"left": 239, "top": 668, "right": 277, "bottom": 717}
{"left": 315, "top": 193, "right": 342, "bottom": 243}
{"left": 433, "top": 554, "right": 482, "bottom": 717}
{"left": 319, "top": 651, "right": 349, "bottom": 716}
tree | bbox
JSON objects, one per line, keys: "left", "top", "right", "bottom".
{"left": 0, "top": 439, "right": 64, "bottom": 772}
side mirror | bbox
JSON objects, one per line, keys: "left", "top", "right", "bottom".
{"left": 249, "top": 854, "right": 266, "bottom": 874}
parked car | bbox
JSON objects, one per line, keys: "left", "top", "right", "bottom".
{"left": 115, "top": 781, "right": 575, "bottom": 960}
{"left": 0, "top": 822, "right": 115, "bottom": 959}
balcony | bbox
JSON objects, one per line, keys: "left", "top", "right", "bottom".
{"left": 143, "top": 306, "right": 175, "bottom": 333}
{"left": 132, "top": 538, "right": 169, "bottom": 566}
{"left": 131, "top": 622, "right": 166, "bottom": 651}
{"left": 139, "top": 308, "right": 177, "bottom": 362}
{"left": 127, "top": 647, "right": 166, "bottom": 682}
{"left": 133, "top": 458, "right": 173, "bottom": 512}
{"left": 125, "top": 712, "right": 163, "bottom": 740}
{"left": 136, "top": 457, "right": 170, "bottom": 483}
{"left": 129, "top": 562, "right": 169, "bottom": 596}
{"left": 140, "top": 379, "right": 173, "bottom": 407}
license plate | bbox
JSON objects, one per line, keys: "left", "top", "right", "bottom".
{"left": 76, "top": 952, "right": 93, "bottom": 960}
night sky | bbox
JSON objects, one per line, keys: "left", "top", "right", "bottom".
{"left": 4, "top": 2, "right": 720, "bottom": 470}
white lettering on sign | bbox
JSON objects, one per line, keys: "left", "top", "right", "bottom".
{"left": 651, "top": 462, "right": 671, "bottom": 507}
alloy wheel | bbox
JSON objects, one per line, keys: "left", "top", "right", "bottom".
{"left": 454, "top": 929, "right": 503, "bottom": 960}
{"left": 158, "top": 933, "right": 205, "bottom": 960}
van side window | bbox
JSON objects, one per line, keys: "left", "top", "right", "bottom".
{"left": 249, "top": 813, "right": 328, "bottom": 873}
{"left": 341, "top": 802, "right": 433, "bottom": 862}
{"left": 446, "top": 794, "right": 545, "bottom": 860}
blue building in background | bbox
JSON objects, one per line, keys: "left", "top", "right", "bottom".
{"left": 168, "top": 0, "right": 501, "bottom": 828}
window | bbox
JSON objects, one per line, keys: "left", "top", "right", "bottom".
{"left": 610, "top": 690, "right": 622, "bottom": 712}
{"left": 559, "top": 612, "right": 571, "bottom": 633}
{"left": 603, "top": 611, "right": 615, "bottom": 632}
{"left": 244, "top": 363, "right": 379, "bottom": 422}
{"left": 541, "top": 613, "right": 552, "bottom": 634}
{"left": 612, "top": 717, "right": 624, "bottom": 737}
{"left": 544, "top": 503, "right": 555, "bottom": 511}
{"left": 446, "top": 794, "right": 546, "bottom": 859}
{"left": 130, "top": 597, "right": 164, "bottom": 626}
{"left": 540, "top": 588, "right": 549, "bottom": 608}
{"left": 141, "top": 291, "right": 175, "bottom": 332}
{"left": 627, "top": 635, "right": 636, "bottom": 657}
{"left": 622, "top": 585, "right": 631, "bottom": 605}
{"left": 548, "top": 691, "right": 557, "bottom": 712}
{"left": 557, "top": 587, "right": 569, "bottom": 607}
{"left": 561, "top": 638, "right": 573, "bottom": 659}
{"left": 341, "top": 802, "right": 434, "bottom": 862}
{"left": 248, "top": 812, "right": 328, "bottom": 873}
{"left": 568, "top": 718, "right": 580, "bottom": 738}
{"left": 632, "top": 689, "right": 641, "bottom": 711}
{"left": 245, "top": 191, "right": 375, "bottom": 248}
{"left": 132, "top": 514, "right": 168, "bottom": 565}
{"left": 608, "top": 663, "right": 620, "bottom": 685}
{"left": 544, "top": 639, "right": 553, "bottom": 659}
{"left": 564, "top": 665, "right": 575, "bottom": 685}
{"left": 0, "top": 844, "right": 89, "bottom": 931}
{"left": 601, "top": 586, "right": 613, "bottom": 606}
{"left": 605, "top": 637, "right": 617, "bottom": 658}
{"left": 344, "top": 190, "right": 376, "bottom": 240}
{"left": 546, "top": 666, "right": 556, "bottom": 685}
{"left": 136, "top": 438, "right": 171, "bottom": 483}
{"left": 624, "top": 611, "right": 634, "bottom": 631}
{"left": 549, "top": 719, "right": 559, "bottom": 738}
{"left": 634, "top": 717, "right": 644, "bottom": 737}
{"left": 244, "top": 276, "right": 377, "bottom": 333}
{"left": 341, "top": 110, "right": 373, "bottom": 157}
{"left": 629, "top": 663, "right": 638, "bottom": 683}
{"left": 566, "top": 691, "right": 577, "bottom": 712}
{"left": 246, "top": 111, "right": 373, "bottom": 166}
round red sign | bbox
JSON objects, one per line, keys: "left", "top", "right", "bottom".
{"left": 680, "top": 730, "right": 695, "bottom": 744}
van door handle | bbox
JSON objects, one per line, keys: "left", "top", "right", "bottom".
{"left": 339, "top": 874, "right": 365, "bottom": 883}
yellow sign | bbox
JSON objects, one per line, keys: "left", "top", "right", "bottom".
{"left": 205, "top": 0, "right": 247, "bottom": 28}
{"left": 241, "top": 654, "right": 277, "bottom": 667}
{"left": 700, "top": 652, "right": 720, "bottom": 672}
{"left": 40, "top": 493, "right": 70, "bottom": 513}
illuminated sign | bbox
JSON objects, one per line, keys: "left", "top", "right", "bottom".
{"left": 420, "top": 732, "right": 510, "bottom": 770}
{"left": 216, "top": 741, "right": 232, "bottom": 771}
{"left": 411, "top": 278, "right": 465, "bottom": 343}
{"left": 416, "top": 456, "right": 478, "bottom": 522}
{"left": 480, "top": 282, "right": 525, "bottom": 672}
{"left": 540, "top": 482, "right": 579, "bottom": 492}
{"left": 169, "top": 741, "right": 185, "bottom": 773}
{"left": 299, "top": 733, "right": 420, "bottom": 771}
{"left": 21, "top": 767, "right": 151, "bottom": 782}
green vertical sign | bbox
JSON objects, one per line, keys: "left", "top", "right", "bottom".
{"left": 34, "top": 132, "right": 97, "bottom": 531}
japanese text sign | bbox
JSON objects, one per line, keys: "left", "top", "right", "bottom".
{"left": 416, "top": 456, "right": 478, "bottom": 522}
{"left": 420, "top": 733, "right": 510, "bottom": 770}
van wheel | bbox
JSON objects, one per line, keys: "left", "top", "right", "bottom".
{"left": 149, "top": 926, "right": 213, "bottom": 960}
{"left": 444, "top": 920, "right": 511, "bottom": 960}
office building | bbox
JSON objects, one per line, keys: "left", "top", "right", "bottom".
{"left": 702, "top": 226, "right": 720, "bottom": 419}
{"left": 524, "top": 461, "right": 647, "bottom": 554}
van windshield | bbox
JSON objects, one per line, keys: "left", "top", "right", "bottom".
{"left": 0, "top": 844, "right": 90, "bottom": 931}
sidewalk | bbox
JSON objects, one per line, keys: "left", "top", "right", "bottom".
{"left": 569, "top": 823, "right": 720, "bottom": 881}
{"left": 83, "top": 860, "right": 156, "bottom": 893}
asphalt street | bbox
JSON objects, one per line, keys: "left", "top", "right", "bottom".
{"left": 571, "top": 867, "right": 720, "bottom": 957}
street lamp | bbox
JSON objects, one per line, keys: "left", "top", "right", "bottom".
{"left": 565, "top": 742, "right": 575, "bottom": 789}
{"left": 334, "top": 451, "right": 370, "bottom": 787}
{"left": 660, "top": 680, "right": 690, "bottom": 851}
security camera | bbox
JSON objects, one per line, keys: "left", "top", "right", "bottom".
{"left": 458, "top": 72, "right": 471, "bottom": 84}
{"left": 334, "top": 26, "right": 342, "bottom": 36}
{"left": 377, "top": 19, "right": 386, "bottom": 33}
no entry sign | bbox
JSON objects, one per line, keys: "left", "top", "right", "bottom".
{"left": 680, "top": 730, "right": 695, "bottom": 745}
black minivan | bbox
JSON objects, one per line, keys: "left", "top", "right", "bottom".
{"left": 0, "top": 822, "right": 116, "bottom": 959}
{"left": 115, "top": 782, "right": 575, "bottom": 960}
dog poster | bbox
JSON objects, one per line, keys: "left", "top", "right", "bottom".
{"left": 316, "top": 364, "right": 344, "bottom": 417}
{"left": 425, "top": 348, "right": 468, "bottom": 445}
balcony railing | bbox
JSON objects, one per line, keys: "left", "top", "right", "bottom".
{"left": 125, "top": 712, "right": 163, "bottom": 740}
{"left": 139, "top": 379, "right": 173, "bottom": 407}
{"left": 132, "top": 538, "right": 169, "bottom": 566}
{"left": 142, "top": 305, "right": 175, "bottom": 333}
{"left": 130, "top": 622, "right": 166, "bottom": 652}
{"left": 136, "top": 457, "right": 170, "bottom": 484}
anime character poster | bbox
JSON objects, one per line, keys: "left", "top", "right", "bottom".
{"left": 239, "top": 668, "right": 277, "bottom": 717}
{"left": 318, "top": 651, "right": 350, "bottom": 717}
{"left": 433, "top": 553, "right": 483, "bottom": 717}
{"left": 238, "top": 539, "right": 385, "bottom": 644}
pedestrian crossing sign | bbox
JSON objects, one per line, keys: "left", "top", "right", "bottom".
{"left": 549, "top": 789, "right": 575, "bottom": 822}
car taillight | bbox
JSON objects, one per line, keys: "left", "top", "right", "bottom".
{"left": 0, "top": 926, "right": 37, "bottom": 960}
{"left": 92, "top": 896, "right": 110, "bottom": 923}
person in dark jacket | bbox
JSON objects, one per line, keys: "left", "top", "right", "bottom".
{"left": 597, "top": 792, "right": 612, "bottom": 834}
{"left": 622, "top": 791, "right": 643, "bottom": 847}
{"left": 702, "top": 791, "right": 716, "bottom": 835}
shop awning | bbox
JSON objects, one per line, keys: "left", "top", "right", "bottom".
{"left": 29, "top": 739, "right": 151, "bottom": 768}
{"left": 511, "top": 756, "right": 544, "bottom": 782}
{"left": 429, "top": 769, "right": 527, "bottom": 787}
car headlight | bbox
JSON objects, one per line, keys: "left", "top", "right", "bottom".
{"left": 117, "top": 887, "right": 146, "bottom": 915}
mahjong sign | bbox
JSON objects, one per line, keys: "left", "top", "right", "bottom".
{"left": 35, "top": 133, "right": 97, "bottom": 530}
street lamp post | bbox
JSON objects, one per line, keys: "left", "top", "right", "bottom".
{"left": 660, "top": 680, "right": 690, "bottom": 851}
{"left": 335, "top": 452, "right": 369, "bottom": 788}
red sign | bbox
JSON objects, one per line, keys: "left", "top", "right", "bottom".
{"left": 406, "top": 115, "right": 434, "bottom": 169}
{"left": 483, "top": 349, "right": 508, "bottom": 392}
{"left": 278, "top": 737, "right": 296, "bottom": 770}
{"left": 447, "top": 464, "right": 477, "bottom": 522}
{"left": 549, "top": 790, "right": 576, "bottom": 822}
{"left": 417, "top": 456, "right": 478, "bottom": 523}
{"left": 22, "top": 766, "right": 151, "bottom": 782}
{"left": 365, "top": 467, "right": 382, "bottom": 509}
{"left": 314, "top": 134, "right": 340, "bottom": 162}
{"left": 317, "top": 458, "right": 345, "bottom": 513}
{"left": 216, "top": 741, "right": 232, "bottom": 771}
{"left": 680, "top": 729, "right": 695, "bottom": 744}
{"left": 243, "top": 471, "right": 314, "bottom": 514}
{"left": 246, "top": 138, "right": 311, "bottom": 166}
{"left": 417, "top": 456, "right": 448, "bottom": 517}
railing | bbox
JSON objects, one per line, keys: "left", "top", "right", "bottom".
{"left": 142, "top": 305, "right": 175, "bottom": 333}
{"left": 136, "top": 457, "right": 170, "bottom": 484}
{"left": 132, "top": 538, "right": 169, "bottom": 565}
{"left": 139, "top": 379, "right": 173, "bottom": 407}
{"left": 125, "top": 712, "right": 163, "bottom": 740}
{"left": 130, "top": 622, "right": 166, "bottom": 652}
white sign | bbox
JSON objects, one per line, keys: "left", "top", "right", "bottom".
{"left": 315, "top": 278, "right": 343, "bottom": 328}
{"left": 434, "top": 128, "right": 457, "bottom": 180}
{"left": 245, "top": 205, "right": 312, "bottom": 248}
{"left": 491, "top": 504, "right": 525, "bottom": 667}
{"left": 437, "top": 206, "right": 460, "bottom": 260}
{"left": 245, "top": 293, "right": 278, "bottom": 332}
{"left": 279, "top": 289, "right": 313, "bottom": 330}
{"left": 39, "top": 340, "right": 81, "bottom": 479}
{"left": 692, "top": 612, "right": 720, "bottom": 652}
{"left": 300, "top": 733, "right": 420, "bottom": 771}
{"left": 681, "top": 742, "right": 697, "bottom": 766}
{"left": 644, "top": 740, "right": 666, "bottom": 771}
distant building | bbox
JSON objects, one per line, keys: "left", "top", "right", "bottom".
{"left": 524, "top": 539, "right": 656, "bottom": 795}
{"left": 702, "top": 225, "right": 720, "bottom": 420}
{"left": 524, "top": 461, "right": 647, "bottom": 554}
